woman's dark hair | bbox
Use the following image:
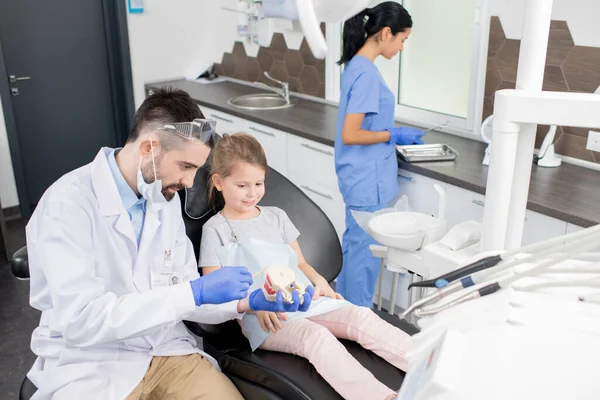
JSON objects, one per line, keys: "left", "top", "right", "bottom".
{"left": 338, "top": 2, "right": 413, "bottom": 65}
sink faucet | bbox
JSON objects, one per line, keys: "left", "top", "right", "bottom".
{"left": 254, "top": 71, "right": 290, "bottom": 104}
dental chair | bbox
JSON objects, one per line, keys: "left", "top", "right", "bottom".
{"left": 10, "top": 141, "right": 418, "bottom": 400}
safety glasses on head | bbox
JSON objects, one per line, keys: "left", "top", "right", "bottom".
{"left": 157, "top": 118, "right": 216, "bottom": 143}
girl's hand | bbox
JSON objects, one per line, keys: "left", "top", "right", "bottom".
{"left": 313, "top": 277, "right": 345, "bottom": 300}
{"left": 256, "top": 311, "right": 288, "bottom": 333}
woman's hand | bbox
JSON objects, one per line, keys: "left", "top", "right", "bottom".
{"left": 256, "top": 311, "right": 288, "bottom": 333}
{"left": 313, "top": 277, "right": 345, "bottom": 300}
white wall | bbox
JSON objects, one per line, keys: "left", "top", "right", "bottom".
{"left": 491, "top": 0, "right": 600, "bottom": 46}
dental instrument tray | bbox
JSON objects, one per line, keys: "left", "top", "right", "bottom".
{"left": 396, "top": 144, "right": 459, "bottom": 163}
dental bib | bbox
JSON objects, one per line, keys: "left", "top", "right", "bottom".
{"left": 217, "top": 238, "right": 347, "bottom": 350}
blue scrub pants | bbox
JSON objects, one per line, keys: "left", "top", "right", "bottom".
{"left": 336, "top": 203, "right": 386, "bottom": 307}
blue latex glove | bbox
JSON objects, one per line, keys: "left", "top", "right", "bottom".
{"left": 387, "top": 127, "right": 426, "bottom": 145}
{"left": 190, "top": 266, "right": 253, "bottom": 306}
{"left": 249, "top": 285, "right": 315, "bottom": 312}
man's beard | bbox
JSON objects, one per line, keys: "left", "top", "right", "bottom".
{"left": 141, "top": 160, "right": 184, "bottom": 202}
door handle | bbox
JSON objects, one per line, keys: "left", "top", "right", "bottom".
{"left": 301, "top": 185, "right": 333, "bottom": 199}
{"left": 398, "top": 174, "right": 415, "bottom": 183}
{"left": 9, "top": 75, "right": 31, "bottom": 83}
{"left": 472, "top": 199, "right": 485, "bottom": 207}
{"left": 210, "top": 114, "right": 234, "bottom": 124}
{"left": 301, "top": 143, "right": 333, "bottom": 156}
{"left": 249, "top": 126, "right": 275, "bottom": 137}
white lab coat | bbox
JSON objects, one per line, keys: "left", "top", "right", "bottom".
{"left": 26, "top": 148, "right": 243, "bottom": 400}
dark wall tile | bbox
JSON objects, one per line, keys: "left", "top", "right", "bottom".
{"left": 535, "top": 125, "right": 563, "bottom": 149}
{"left": 257, "top": 47, "right": 274, "bottom": 73}
{"left": 546, "top": 21, "right": 574, "bottom": 66}
{"left": 542, "top": 65, "right": 568, "bottom": 91}
{"left": 488, "top": 16, "right": 506, "bottom": 57}
{"left": 245, "top": 58, "right": 262, "bottom": 82}
{"left": 485, "top": 57, "right": 502, "bottom": 98}
{"left": 301, "top": 65, "right": 320, "bottom": 96}
{"left": 284, "top": 50, "right": 303, "bottom": 78}
{"left": 300, "top": 39, "right": 317, "bottom": 66}
{"left": 270, "top": 33, "right": 288, "bottom": 61}
{"left": 288, "top": 77, "right": 303, "bottom": 93}
{"left": 482, "top": 97, "right": 493, "bottom": 120}
{"left": 232, "top": 42, "right": 247, "bottom": 65}
{"left": 563, "top": 126, "right": 592, "bottom": 138}
{"left": 555, "top": 133, "right": 596, "bottom": 162}
{"left": 268, "top": 60, "right": 289, "bottom": 83}
{"left": 221, "top": 53, "right": 235, "bottom": 76}
{"left": 593, "top": 151, "right": 600, "bottom": 163}
{"left": 495, "top": 39, "right": 520, "bottom": 82}
{"left": 562, "top": 46, "right": 600, "bottom": 92}
{"left": 232, "top": 64, "right": 247, "bottom": 81}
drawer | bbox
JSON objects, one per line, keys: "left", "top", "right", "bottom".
{"left": 397, "top": 169, "right": 446, "bottom": 218}
{"left": 288, "top": 171, "right": 345, "bottom": 242}
{"left": 522, "top": 210, "right": 567, "bottom": 246}
{"left": 444, "top": 183, "right": 486, "bottom": 228}
{"left": 287, "top": 135, "right": 337, "bottom": 189}
{"left": 245, "top": 122, "right": 288, "bottom": 176}
{"left": 199, "top": 106, "right": 246, "bottom": 135}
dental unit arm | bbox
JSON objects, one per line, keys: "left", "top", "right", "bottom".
{"left": 230, "top": 0, "right": 371, "bottom": 59}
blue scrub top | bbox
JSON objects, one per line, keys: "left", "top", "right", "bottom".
{"left": 334, "top": 55, "right": 399, "bottom": 207}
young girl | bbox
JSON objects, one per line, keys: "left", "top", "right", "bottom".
{"left": 335, "top": 2, "right": 425, "bottom": 307}
{"left": 200, "top": 133, "right": 412, "bottom": 400}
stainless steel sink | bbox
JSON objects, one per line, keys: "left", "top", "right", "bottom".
{"left": 227, "top": 93, "right": 295, "bottom": 110}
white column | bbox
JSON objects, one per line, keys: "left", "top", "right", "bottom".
{"left": 505, "top": 0, "right": 553, "bottom": 249}
{"left": 481, "top": 91, "right": 520, "bottom": 251}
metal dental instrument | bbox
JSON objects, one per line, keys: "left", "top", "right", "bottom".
{"left": 413, "top": 235, "right": 600, "bottom": 318}
{"left": 408, "top": 223, "right": 600, "bottom": 290}
{"left": 402, "top": 226, "right": 600, "bottom": 319}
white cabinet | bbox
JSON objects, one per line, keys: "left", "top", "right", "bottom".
{"left": 287, "top": 171, "right": 346, "bottom": 241}
{"left": 444, "top": 183, "right": 567, "bottom": 246}
{"left": 287, "top": 134, "right": 338, "bottom": 189}
{"left": 199, "top": 106, "right": 246, "bottom": 135}
{"left": 245, "top": 123, "right": 288, "bottom": 176}
{"left": 444, "top": 184, "right": 486, "bottom": 229}
{"left": 522, "top": 210, "right": 567, "bottom": 246}
{"left": 397, "top": 169, "right": 446, "bottom": 218}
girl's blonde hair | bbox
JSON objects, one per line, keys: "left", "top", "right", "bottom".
{"left": 209, "top": 133, "right": 268, "bottom": 202}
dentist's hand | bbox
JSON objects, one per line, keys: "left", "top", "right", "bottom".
{"left": 387, "top": 127, "right": 426, "bottom": 145}
{"left": 249, "top": 286, "right": 314, "bottom": 312}
{"left": 190, "top": 266, "right": 253, "bottom": 306}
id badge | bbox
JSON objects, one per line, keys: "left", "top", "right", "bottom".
{"left": 151, "top": 249, "right": 178, "bottom": 288}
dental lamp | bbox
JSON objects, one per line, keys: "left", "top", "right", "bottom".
{"left": 230, "top": 0, "right": 371, "bottom": 59}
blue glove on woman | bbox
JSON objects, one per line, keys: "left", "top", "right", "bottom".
{"left": 249, "top": 285, "right": 315, "bottom": 312}
{"left": 387, "top": 127, "right": 426, "bottom": 145}
{"left": 190, "top": 266, "right": 253, "bottom": 306}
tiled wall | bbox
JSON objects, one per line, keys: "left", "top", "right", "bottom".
{"left": 484, "top": 17, "right": 600, "bottom": 163}
{"left": 213, "top": 28, "right": 326, "bottom": 98}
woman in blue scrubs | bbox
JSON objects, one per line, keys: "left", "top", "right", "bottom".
{"left": 335, "top": 2, "right": 425, "bottom": 307}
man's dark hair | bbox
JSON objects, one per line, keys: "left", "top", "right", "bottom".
{"left": 127, "top": 87, "right": 206, "bottom": 144}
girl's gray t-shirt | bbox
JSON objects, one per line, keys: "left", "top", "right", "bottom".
{"left": 199, "top": 206, "right": 300, "bottom": 267}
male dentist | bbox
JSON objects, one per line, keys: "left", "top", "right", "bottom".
{"left": 25, "top": 88, "right": 305, "bottom": 399}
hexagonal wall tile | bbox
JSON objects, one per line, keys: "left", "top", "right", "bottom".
{"left": 232, "top": 42, "right": 247, "bottom": 65}
{"left": 268, "top": 60, "right": 289, "bottom": 83}
{"left": 257, "top": 47, "right": 274, "bottom": 72}
{"left": 495, "top": 39, "right": 520, "bottom": 83}
{"left": 269, "top": 33, "right": 288, "bottom": 61}
{"left": 562, "top": 46, "right": 600, "bottom": 92}
{"left": 300, "top": 65, "right": 320, "bottom": 96}
{"left": 300, "top": 39, "right": 317, "bottom": 66}
{"left": 542, "top": 65, "right": 568, "bottom": 92}
{"left": 555, "top": 133, "right": 596, "bottom": 162}
{"left": 546, "top": 21, "right": 574, "bottom": 66}
{"left": 221, "top": 53, "right": 235, "bottom": 76}
{"left": 484, "top": 57, "right": 502, "bottom": 98}
{"left": 288, "top": 77, "right": 303, "bottom": 93}
{"left": 245, "top": 58, "right": 262, "bottom": 82}
{"left": 488, "top": 17, "right": 506, "bottom": 57}
{"left": 284, "top": 50, "right": 303, "bottom": 78}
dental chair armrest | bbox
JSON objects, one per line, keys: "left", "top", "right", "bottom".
{"left": 11, "top": 246, "right": 29, "bottom": 280}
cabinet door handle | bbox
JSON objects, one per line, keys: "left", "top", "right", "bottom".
{"left": 210, "top": 114, "right": 234, "bottom": 124}
{"left": 301, "top": 185, "right": 333, "bottom": 199}
{"left": 398, "top": 175, "right": 415, "bottom": 183}
{"left": 301, "top": 143, "right": 333, "bottom": 156}
{"left": 472, "top": 199, "right": 485, "bottom": 207}
{"left": 249, "top": 126, "right": 275, "bottom": 137}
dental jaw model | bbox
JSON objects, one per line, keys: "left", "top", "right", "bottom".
{"left": 255, "top": 265, "right": 307, "bottom": 304}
